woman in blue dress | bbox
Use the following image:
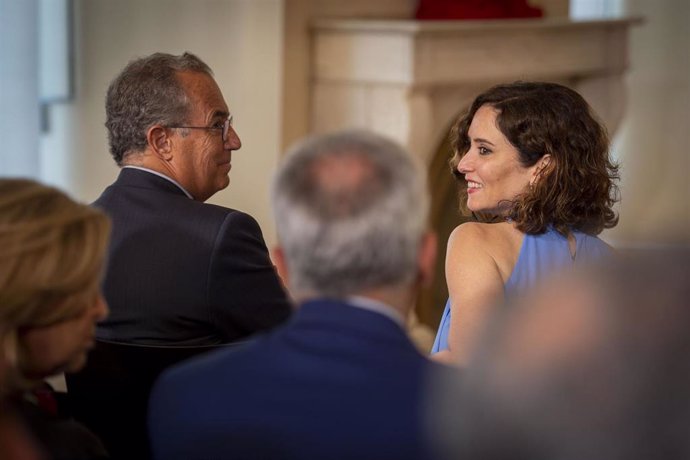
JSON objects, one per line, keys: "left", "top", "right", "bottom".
{"left": 431, "top": 82, "right": 620, "bottom": 365}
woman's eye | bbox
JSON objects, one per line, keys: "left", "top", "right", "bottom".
{"left": 212, "top": 122, "right": 224, "bottom": 129}
{"left": 478, "top": 146, "right": 491, "bottom": 155}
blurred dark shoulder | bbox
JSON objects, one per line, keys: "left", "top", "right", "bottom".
{"left": 10, "top": 383, "right": 109, "bottom": 460}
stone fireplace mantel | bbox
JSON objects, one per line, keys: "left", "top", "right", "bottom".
{"left": 310, "top": 17, "right": 642, "bottom": 164}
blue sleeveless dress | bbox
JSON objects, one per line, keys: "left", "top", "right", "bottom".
{"left": 431, "top": 227, "right": 612, "bottom": 353}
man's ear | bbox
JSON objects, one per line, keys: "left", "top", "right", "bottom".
{"left": 147, "top": 125, "right": 173, "bottom": 160}
{"left": 531, "top": 154, "right": 552, "bottom": 186}
{"left": 417, "top": 231, "right": 438, "bottom": 288}
{"left": 271, "top": 246, "right": 289, "bottom": 288}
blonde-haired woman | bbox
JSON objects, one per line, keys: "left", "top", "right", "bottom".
{"left": 0, "top": 178, "right": 110, "bottom": 459}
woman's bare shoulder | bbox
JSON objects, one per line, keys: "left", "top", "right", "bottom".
{"left": 447, "top": 222, "right": 523, "bottom": 277}
{"left": 446, "top": 223, "right": 492, "bottom": 270}
{"left": 448, "top": 221, "right": 520, "bottom": 249}
{"left": 449, "top": 221, "right": 489, "bottom": 244}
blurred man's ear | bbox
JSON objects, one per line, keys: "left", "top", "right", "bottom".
{"left": 418, "top": 231, "right": 438, "bottom": 288}
{"left": 147, "top": 125, "right": 173, "bottom": 160}
{"left": 271, "top": 246, "right": 289, "bottom": 287}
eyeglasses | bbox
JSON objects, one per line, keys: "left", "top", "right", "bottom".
{"left": 167, "top": 116, "right": 233, "bottom": 142}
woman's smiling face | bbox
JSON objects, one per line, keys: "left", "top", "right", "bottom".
{"left": 456, "top": 105, "right": 542, "bottom": 215}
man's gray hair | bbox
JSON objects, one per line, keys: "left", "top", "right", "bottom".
{"left": 105, "top": 52, "right": 213, "bottom": 165}
{"left": 272, "top": 130, "right": 429, "bottom": 298}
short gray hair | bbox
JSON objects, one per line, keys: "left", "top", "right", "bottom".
{"left": 105, "top": 52, "right": 213, "bottom": 165}
{"left": 272, "top": 130, "right": 429, "bottom": 298}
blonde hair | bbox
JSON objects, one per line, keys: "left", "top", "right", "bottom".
{"left": 0, "top": 179, "right": 110, "bottom": 389}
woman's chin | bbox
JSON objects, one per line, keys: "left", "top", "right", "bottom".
{"left": 47, "top": 353, "right": 89, "bottom": 377}
{"left": 62, "top": 354, "right": 88, "bottom": 374}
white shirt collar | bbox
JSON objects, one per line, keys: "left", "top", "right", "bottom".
{"left": 346, "top": 295, "right": 406, "bottom": 328}
{"left": 122, "top": 166, "right": 194, "bottom": 200}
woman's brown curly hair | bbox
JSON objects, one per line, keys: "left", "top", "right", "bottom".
{"left": 450, "top": 81, "right": 620, "bottom": 235}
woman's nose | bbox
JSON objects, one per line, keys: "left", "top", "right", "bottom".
{"left": 92, "top": 293, "right": 109, "bottom": 322}
{"left": 457, "top": 152, "right": 472, "bottom": 174}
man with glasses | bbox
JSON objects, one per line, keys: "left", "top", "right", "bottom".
{"left": 92, "top": 52, "right": 291, "bottom": 346}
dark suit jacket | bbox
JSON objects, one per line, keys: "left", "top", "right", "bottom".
{"left": 93, "top": 168, "right": 291, "bottom": 345}
{"left": 148, "top": 299, "right": 451, "bottom": 460}
{"left": 12, "top": 388, "right": 109, "bottom": 460}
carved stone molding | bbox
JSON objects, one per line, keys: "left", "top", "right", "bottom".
{"left": 311, "top": 18, "right": 642, "bottom": 163}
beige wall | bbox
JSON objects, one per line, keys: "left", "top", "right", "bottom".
{"left": 606, "top": 0, "right": 690, "bottom": 245}
{"left": 41, "top": 0, "right": 285, "bottom": 245}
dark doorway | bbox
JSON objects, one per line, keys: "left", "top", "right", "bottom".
{"left": 415, "top": 119, "right": 469, "bottom": 330}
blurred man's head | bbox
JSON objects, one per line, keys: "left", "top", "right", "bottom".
{"left": 271, "top": 130, "right": 435, "bottom": 308}
{"left": 435, "top": 248, "right": 690, "bottom": 460}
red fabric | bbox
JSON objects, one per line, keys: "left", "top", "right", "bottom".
{"left": 415, "top": 0, "right": 543, "bottom": 20}
{"left": 32, "top": 388, "right": 58, "bottom": 417}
